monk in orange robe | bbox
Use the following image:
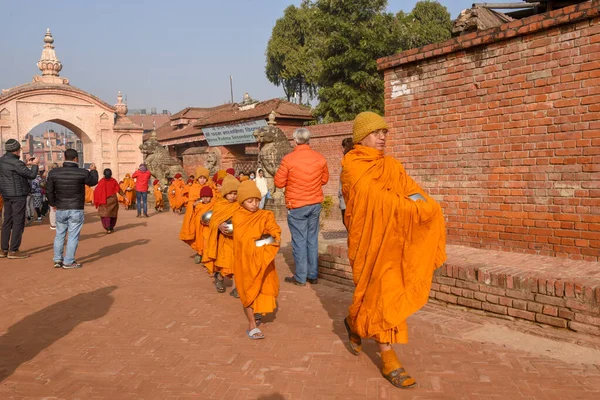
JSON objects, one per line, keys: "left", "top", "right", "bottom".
{"left": 341, "top": 112, "right": 446, "bottom": 389}
{"left": 191, "top": 186, "right": 215, "bottom": 270}
{"left": 168, "top": 173, "right": 186, "bottom": 213}
{"left": 122, "top": 173, "right": 136, "bottom": 210}
{"left": 232, "top": 181, "right": 281, "bottom": 340}
{"left": 204, "top": 175, "right": 240, "bottom": 295}
{"left": 179, "top": 168, "right": 211, "bottom": 253}
{"left": 152, "top": 179, "right": 164, "bottom": 212}
{"left": 84, "top": 185, "right": 94, "bottom": 204}
{"left": 117, "top": 181, "right": 126, "bottom": 207}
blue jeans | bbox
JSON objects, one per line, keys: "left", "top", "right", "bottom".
{"left": 287, "top": 203, "right": 321, "bottom": 283}
{"left": 54, "top": 210, "right": 85, "bottom": 264}
{"left": 136, "top": 191, "right": 148, "bottom": 215}
{"left": 259, "top": 195, "right": 267, "bottom": 210}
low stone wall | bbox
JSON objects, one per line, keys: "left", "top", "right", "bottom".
{"left": 318, "top": 240, "right": 600, "bottom": 335}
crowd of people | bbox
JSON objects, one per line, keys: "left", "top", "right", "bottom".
{"left": 0, "top": 112, "right": 447, "bottom": 389}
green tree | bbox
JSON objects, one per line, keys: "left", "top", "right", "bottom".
{"left": 265, "top": 3, "right": 318, "bottom": 104}
{"left": 311, "top": 0, "right": 401, "bottom": 123}
{"left": 396, "top": 1, "right": 452, "bottom": 51}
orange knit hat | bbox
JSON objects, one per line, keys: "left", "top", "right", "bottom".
{"left": 220, "top": 175, "right": 240, "bottom": 196}
{"left": 237, "top": 180, "right": 262, "bottom": 204}
{"left": 195, "top": 166, "right": 210, "bottom": 179}
{"left": 352, "top": 111, "right": 389, "bottom": 144}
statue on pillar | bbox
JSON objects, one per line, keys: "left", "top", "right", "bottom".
{"left": 253, "top": 111, "right": 292, "bottom": 202}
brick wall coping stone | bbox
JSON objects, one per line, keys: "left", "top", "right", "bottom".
{"left": 377, "top": 0, "right": 600, "bottom": 71}
{"left": 318, "top": 239, "right": 600, "bottom": 335}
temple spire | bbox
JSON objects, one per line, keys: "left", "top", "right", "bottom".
{"left": 37, "top": 28, "right": 62, "bottom": 77}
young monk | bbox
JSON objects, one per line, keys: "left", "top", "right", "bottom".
{"left": 232, "top": 180, "right": 281, "bottom": 340}
{"left": 121, "top": 173, "right": 136, "bottom": 210}
{"left": 341, "top": 111, "right": 446, "bottom": 389}
{"left": 168, "top": 173, "right": 186, "bottom": 213}
{"left": 192, "top": 186, "right": 215, "bottom": 269}
{"left": 180, "top": 168, "right": 210, "bottom": 251}
{"left": 204, "top": 175, "right": 240, "bottom": 296}
{"left": 153, "top": 179, "right": 164, "bottom": 212}
{"left": 117, "top": 181, "right": 126, "bottom": 207}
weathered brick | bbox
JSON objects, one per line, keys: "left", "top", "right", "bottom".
{"left": 437, "top": 276, "right": 457, "bottom": 286}
{"left": 440, "top": 284, "right": 452, "bottom": 294}
{"left": 542, "top": 305, "right": 559, "bottom": 317}
{"left": 457, "top": 297, "right": 483, "bottom": 309}
{"left": 480, "top": 285, "right": 507, "bottom": 296}
{"left": 482, "top": 302, "right": 508, "bottom": 315}
{"left": 568, "top": 321, "right": 600, "bottom": 335}
{"left": 535, "top": 294, "right": 566, "bottom": 307}
{"left": 474, "top": 292, "right": 487, "bottom": 302}
{"left": 486, "top": 294, "right": 499, "bottom": 304}
{"left": 461, "top": 288, "right": 475, "bottom": 299}
{"left": 498, "top": 296, "right": 513, "bottom": 307}
{"left": 436, "top": 292, "right": 458, "bottom": 304}
{"left": 566, "top": 298, "right": 600, "bottom": 312}
{"left": 513, "top": 299, "right": 528, "bottom": 310}
{"left": 506, "top": 289, "right": 535, "bottom": 301}
{"left": 558, "top": 308, "right": 575, "bottom": 320}
{"left": 527, "top": 302, "right": 544, "bottom": 313}
{"left": 456, "top": 280, "right": 480, "bottom": 291}
{"left": 573, "top": 312, "right": 600, "bottom": 327}
{"left": 508, "top": 308, "right": 536, "bottom": 321}
{"left": 536, "top": 314, "right": 568, "bottom": 328}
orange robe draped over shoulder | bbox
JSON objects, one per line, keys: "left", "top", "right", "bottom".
{"left": 341, "top": 145, "right": 446, "bottom": 344}
{"left": 179, "top": 183, "right": 204, "bottom": 241}
{"left": 85, "top": 185, "right": 94, "bottom": 204}
{"left": 205, "top": 198, "right": 240, "bottom": 277}
{"left": 168, "top": 180, "right": 186, "bottom": 210}
{"left": 153, "top": 184, "right": 164, "bottom": 208}
{"left": 232, "top": 209, "right": 280, "bottom": 314}
{"left": 122, "top": 176, "right": 136, "bottom": 205}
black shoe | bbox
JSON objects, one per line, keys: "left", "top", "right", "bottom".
{"left": 307, "top": 278, "right": 318, "bottom": 284}
{"left": 284, "top": 276, "right": 306, "bottom": 286}
{"left": 230, "top": 288, "right": 239, "bottom": 298}
{"left": 53, "top": 261, "right": 63, "bottom": 268}
{"left": 136, "top": 214, "right": 141, "bottom": 218}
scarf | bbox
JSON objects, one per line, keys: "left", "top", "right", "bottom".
{"left": 94, "top": 177, "right": 121, "bottom": 208}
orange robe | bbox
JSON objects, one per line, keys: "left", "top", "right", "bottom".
{"left": 168, "top": 179, "right": 186, "bottom": 210}
{"left": 153, "top": 184, "right": 164, "bottom": 208}
{"left": 85, "top": 185, "right": 94, "bottom": 204}
{"left": 122, "top": 176, "right": 136, "bottom": 205}
{"left": 232, "top": 208, "right": 280, "bottom": 314}
{"left": 179, "top": 183, "right": 205, "bottom": 241}
{"left": 0, "top": 194, "right": 4, "bottom": 213}
{"left": 341, "top": 145, "right": 447, "bottom": 344}
{"left": 204, "top": 198, "right": 240, "bottom": 277}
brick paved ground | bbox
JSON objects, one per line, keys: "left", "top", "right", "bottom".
{"left": 1, "top": 209, "right": 600, "bottom": 400}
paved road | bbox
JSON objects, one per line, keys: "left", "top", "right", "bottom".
{"left": 1, "top": 209, "right": 599, "bottom": 399}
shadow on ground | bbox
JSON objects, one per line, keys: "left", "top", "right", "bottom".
{"left": 25, "top": 222, "right": 148, "bottom": 256}
{"left": 256, "top": 394, "right": 286, "bottom": 400}
{"left": 78, "top": 239, "right": 150, "bottom": 264}
{"left": 0, "top": 286, "right": 117, "bottom": 383}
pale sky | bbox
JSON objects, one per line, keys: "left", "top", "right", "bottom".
{"left": 1, "top": 0, "right": 477, "bottom": 116}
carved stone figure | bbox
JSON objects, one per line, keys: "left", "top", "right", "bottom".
{"left": 139, "top": 131, "right": 186, "bottom": 183}
{"left": 253, "top": 124, "right": 293, "bottom": 198}
{"left": 205, "top": 151, "right": 220, "bottom": 176}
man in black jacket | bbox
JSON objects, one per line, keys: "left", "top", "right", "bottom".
{"left": 0, "top": 139, "right": 40, "bottom": 258}
{"left": 46, "top": 149, "right": 98, "bottom": 269}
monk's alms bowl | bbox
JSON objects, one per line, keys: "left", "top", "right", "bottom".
{"left": 201, "top": 210, "right": 213, "bottom": 225}
{"left": 223, "top": 219, "right": 233, "bottom": 236}
{"left": 255, "top": 234, "right": 276, "bottom": 247}
{"left": 408, "top": 193, "right": 426, "bottom": 202}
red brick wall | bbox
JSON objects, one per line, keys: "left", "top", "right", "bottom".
{"left": 379, "top": 1, "right": 600, "bottom": 261}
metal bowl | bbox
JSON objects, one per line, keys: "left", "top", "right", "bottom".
{"left": 408, "top": 193, "right": 426, "bottom": 202}
{"left": 201, "top": 210, "right": 213, "bottom": 225}
{"left": 255, "top": 234, "right": 275, "bottom": 247}
{"left": 223, "top": 219, "right": 233, "bottom": 236}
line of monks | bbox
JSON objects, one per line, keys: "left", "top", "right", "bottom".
{"left": 178, "top": 167, "right": 278, "bottom": 340}
{"left": 84, "top": 173, "right": 140, "bottom": 211}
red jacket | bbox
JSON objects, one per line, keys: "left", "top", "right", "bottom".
{"left": 132, "top": 170, "right": 152, "bottom": 192}
{"left": 274, "top": 144, "right": 329, "bottom": 209}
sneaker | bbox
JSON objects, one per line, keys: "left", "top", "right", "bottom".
{"left": 36, "top": 217, "right": 42, "bottom": 222}
{"left": 53, "top": 261, "right": 63, "bottom": 268}
{"left": 143, "top": 214, "right": 149, "bottom": 218}
{"left": 62, "top": 262, "right": 82, "bottom": 269}
{"left": 7, "top": 251, "right": 30, "bottom": 259}
{"left": 307, "top": 278, "right": 318, "bottom": 284}
{"left": 50, "top": 225, "right": 56, "bottom": 230}
{"left": 230, "top": 288, "right": 240, "bottom": 298}
{"left": 0, "top": 250, "right": 7, "bottom": 258}
{"left": 284, "top": 276, "right": 306, "bottom": 286}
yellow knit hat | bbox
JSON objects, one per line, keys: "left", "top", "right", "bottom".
{"left": 352, "top": 111, "right": 389, "bottom": 144}
{"left": 237, "top": 180, "right": 262, "bottom": 204}
{"left": 220, "top": 175, "right": 240, "bottom": 196}
{"left": 195, "top": 166, "right": 210, "bottom": 179}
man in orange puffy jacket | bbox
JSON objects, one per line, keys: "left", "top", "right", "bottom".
{"left": 274, "top": 128, "right": 329, "bottom": 286}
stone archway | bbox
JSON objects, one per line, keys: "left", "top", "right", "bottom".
{"left": 0, "top": 29, "right": 142, "bottom": 180}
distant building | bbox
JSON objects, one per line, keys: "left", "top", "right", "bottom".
{"left": 21, "top": 129, "right": 82, "bottom": 168}
{"left": 127, "top": 108, "right": 171, "bottom": 139}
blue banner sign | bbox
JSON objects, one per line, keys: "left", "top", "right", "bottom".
{"left": 202, "top": 119, "right": 267, "bottom": 146}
